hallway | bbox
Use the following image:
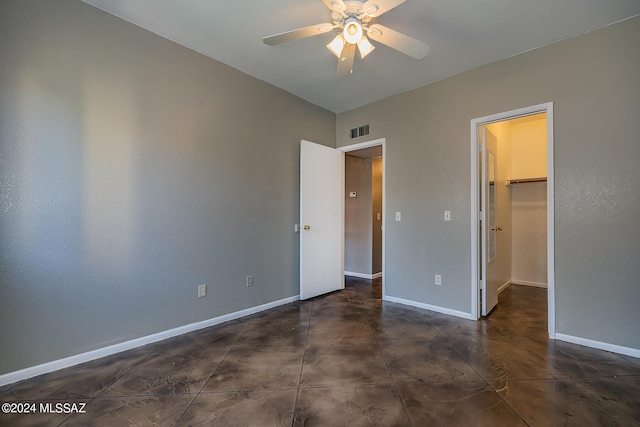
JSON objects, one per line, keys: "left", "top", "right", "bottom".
{"left": 2, "top": 279, "right": 639, "bottom": 426}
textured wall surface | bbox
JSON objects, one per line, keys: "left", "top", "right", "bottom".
{"left": 338, "top": 17, "right": 640, "bottom": 349}
{"left": 345, "top": 155, "right": 373, "bottom": 275}
{"left": 0, "top": 0, "right": 335, "bottom": 374}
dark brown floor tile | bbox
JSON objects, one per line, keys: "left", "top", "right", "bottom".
{"left": 165, "top": 319, "right": 248, "bottom": 351}
{"left": 580, "top": 375, "right": 640, "bottom": 421}
{"left": 313, "top": 288, "right": 359, "bottom": 304}
{"left": 485, "top": 315, "right": 548, "bottom": 339}
{"left": 529, "top": 339, "right": 640, "bottom": 378}
{"left": 494, "top": 378, "right": 639, "bottom": 426}
{"left": 204, "top": 344, "right": 303, "bottom": 392}
{"left": 310, "top": 301, "right": 367, "bottom": 321}
{"left": 102, "top": 345, "right": 227, "bottom": 396}
{"left": 293, "top": 385, "right": 410, "bottom": 426}
{"left": 360, "top": 298, "right": 384, "bottom": 314}
{"left": 62, "top": 395, "right": 191, "bottom": 426}
{"left": 362, "top": 302, "right": 423, "bottom": 328}
{"left": 367, "top": 307, "right": 434, "bottom": 333}
{"left": 0, "top": 402, "right": 78, "bottom": 427}
{"left": 175, "top": 390, "right": 296, "bottom": 427}
{"left": 380, "top": 337, "right": 484, "bottom": 383}
{"left": 6, "top": 278, "right": 640, "bottom": 426}
{"left": 306, "top": 316, "right": 376, "bottom": 345}
{"left": 353, "top": 287, "right": 381, "bottom": 301}
{"left": 236, "top": 318, "right": 308, "bottom": 348}
{"left": 398, "top": 381, "right": 527, "bottom": 426}
{"left": 428, "top": 313, "right": 507, "bottom": 339}
{"left": 371, "top": 317, "right": 440, "bottom": 343}
{"left": 251, "top": 302, "right": 312, "bottom": 324}
{"left": 483, "top": 284, "right": 548, "bottom": 339}
{"left": 452, "top": 337, "right": 568, "bottom": 381}
{"left": 3, "top": 349, "right": 151, "bottom": 401}
{"left": 619, "top": 354, "right": 640, "bottom": 368}
{"left": 301, "top": 343, "right": 391, "bottom": 387}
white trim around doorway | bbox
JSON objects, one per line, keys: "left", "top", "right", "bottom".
{"left": 470, "top": 103, "right": 555, "bottom": 339}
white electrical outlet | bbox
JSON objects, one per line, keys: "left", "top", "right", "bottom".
{"left": 198, "top": 284, "right": 207, "bottom": 298}
{"left": 246, "top": 275, "right": 254, "bottom": 287}
{"left": 435, "top": 275, "right": 442, "bottom": 286}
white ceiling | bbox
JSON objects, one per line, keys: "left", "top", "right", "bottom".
{"left": 82, "top": 0, "right": 640, "bottom": 113}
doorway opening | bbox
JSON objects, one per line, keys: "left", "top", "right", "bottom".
{"left": 470, "top": 103, "right": 555, "bottom": 338}
{"left": 340, "top": 138, "right": 385, "bottom": 299}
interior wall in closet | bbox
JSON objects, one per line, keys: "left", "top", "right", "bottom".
{"left": 485, "top": 113, "right": 547, "bottom": 290}
{"left": 510, "top": 114, "right": 548, "bottom": 287}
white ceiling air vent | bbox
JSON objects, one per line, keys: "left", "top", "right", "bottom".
{"left": 350, "top": 124, "right": 370, "bottom": 139}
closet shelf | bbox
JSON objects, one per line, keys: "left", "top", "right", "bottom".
{"left": 506, "top": 177, "right": 547, "bottom": 186}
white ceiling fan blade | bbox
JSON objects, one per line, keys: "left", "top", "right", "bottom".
{"left": 322, "top": 0, "right": 347, "bottom": 14}
{"left": 263, "top": 23, "right": 335, "bottom": 46}
{"left": 367, "top": 24, "right": 430, "bottom": 59}
{"left": 336, "top": 43, "right": 356, "bottom": 77}
{"left": 361, "top": 0, "right": 405, "bottom": 18}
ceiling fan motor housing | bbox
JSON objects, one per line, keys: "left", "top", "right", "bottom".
{"left": 332, "top": 1, "right": 373, "bottom": 25}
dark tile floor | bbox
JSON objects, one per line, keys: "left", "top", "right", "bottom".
{"left": 2, "top": 278, "right": 639, "bottom": 426}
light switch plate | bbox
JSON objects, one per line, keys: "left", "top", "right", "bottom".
{"left": 395, "top": 212, "right": 401, "bottom": 221}
{"left": 444, "top": 211, "right": 451, "bottom": 221}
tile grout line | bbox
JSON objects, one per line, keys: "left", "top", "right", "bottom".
{"left": 171, "top": 317, "right": 256, "bottom": 426}
{"left": 438, "top": 319, "right": 537, "bottom": 427}
{"left": 357, "top": 281, "right": 414, "bottom": 427}
{"left": 56, "top": 349, "right": 160, "bottom": 426}
{"left": 290, "top": 299, "right": 314, "bottom": 427}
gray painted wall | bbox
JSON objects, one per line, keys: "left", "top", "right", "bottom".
{"left": 345, "top": 155, "right": 373, "bottom": 275}
{"left": 0, "top": 0, "right": 335, "bottom": 374}
{"left": 337, "top": 17, "right": 640, "bottom": 350}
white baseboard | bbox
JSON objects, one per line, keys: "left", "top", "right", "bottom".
{"left": 498, "top": 280, "right": 512, "bottom": 294}
{"left": 555, "top": 333, "right": 640, "bottom": 359}
{"left": 511, "top": 279, "right": 547, "bottom": 288}
{"left": 0, "top": 296, "right": 300, "bottom": 387}
{"left": 345, "top": 271, "right": 382, "bottom": 280}
{"left": 383, "top": 295, "right": 475, "bottom": 320}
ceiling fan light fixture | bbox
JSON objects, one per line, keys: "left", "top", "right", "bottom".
{"left": 357, "top": 36, "right": 375, "bottom": 58}
{"left": 343, "top": 17, "right": 363, "bottom": 44}
{"left": 326, "top": 33, "right": 346, "bottom": 57}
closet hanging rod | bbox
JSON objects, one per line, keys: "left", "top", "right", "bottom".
{"left": 506, "top": 177, "right": 547, "bottom": 185}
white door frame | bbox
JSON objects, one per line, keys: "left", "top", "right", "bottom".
{"left": 339, "top": 138, "right": 386, "bottom": 298}
{"left": 470, "top": 103, "right": 555, "bottom": 338}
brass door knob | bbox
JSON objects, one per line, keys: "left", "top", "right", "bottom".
{"left": 303, "top": 225, "right": 311, "bottom": 230}
{"left": 491, "top": 226, "right": 503, "bottom": 231}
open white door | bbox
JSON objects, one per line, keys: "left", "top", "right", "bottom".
{"left": 480, "top": 127, "right": 499, "bottom": 315}
{"left": 300, "top": 140, "right": 344, "bottom": 300}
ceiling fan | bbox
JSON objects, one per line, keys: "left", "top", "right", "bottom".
{"left": 263, "top": 0, "right": 430, "bottom": 76}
